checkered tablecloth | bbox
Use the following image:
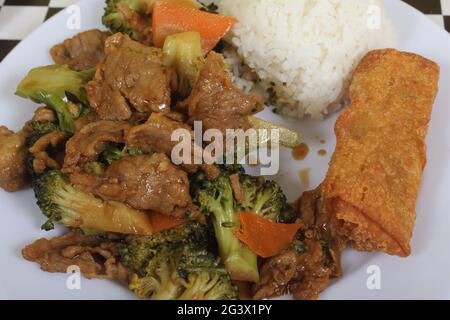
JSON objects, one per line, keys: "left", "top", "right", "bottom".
{"left": 0, "top": 0, "right": 449, "bottom": 62}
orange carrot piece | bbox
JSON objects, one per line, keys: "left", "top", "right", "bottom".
{"left": 235, "top": 212, "right": 302, "bottom": 258}
{"left": 152, "top": 0, "right": 237, "bottom": 52}
{"left": 148, "top": 211, "right": 188, "bottom": 233}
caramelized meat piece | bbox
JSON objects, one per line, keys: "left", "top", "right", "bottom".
{"left": 184, "top": 52, "right": 264, "bottom": 134}
{"left": 73, "top": 154, "right": 198, "bottom": 218}
{"left": 29, "top": 131, "right": 70, "bottom": 155}
{"left": 86, "top": 33, "right": 174, "bottom": 120}
{"left": 32, "top": 107, "right": 56, "bottom": 122}
{"left": 29, "top": 131, "right": 70, "bottom": 175}
{"left": 50, "top": 29, "right": 110, "bottom": 71}
{"left": 127, "top": 113, "right": 220, "bottom": 179}
{"left": 22, "top": 230, "right": 128, "bottom": 282}
{"left": 64, "top": 120, "right": 131, "bottom": 168}
{"left": 254, "top": 188, "right": 345, "bottom": 300}
{"left": 127, "top": 112, "right": 191, "bottom": 156}
{"left": 254, "top": 240, "right": 331, "bottom": 300}
{"left": 0, "top": 126, "right": 30, "bottom": 192}
{"left": 117, "top": 3, "right": 152, "bottom": 45}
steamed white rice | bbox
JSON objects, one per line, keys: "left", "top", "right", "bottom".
{"left": 218, "top": 0, "right": 395, "bottom": 119}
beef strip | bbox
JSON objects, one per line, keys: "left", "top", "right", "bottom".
{"left": 127, "top": 112, "right": 191, "bottom": 155}
{"left": 64, "top": 120, "right": 131, "bottom": 168}
{"left": 0, "top": 126, "right": 30, "bottom": 192}
{"left": 116, "top": 3, "right": 152, "bottom": 45}
{"left": 72, "top": 154, "right": 199, "bottom": 218}
{"left": 32, "top": 106, "right": 56, "bottom": 122}
{"left": 183, "top": 52, "right": 264, "bottom": 135}
{"left": 22, "top": 230, "right": 128, "bottom": 282}
{"left": 253, "top": 187, "right": 345, "bottom": 300}
{"left": 86, "top": 33, "right": 175, "bottom": 121}
{"left": 50, "top": 29, "right": 110, "bottom": 71}
{"left": 29, "top": 131, "right": 70, "bottom": 175}
{"left": 126, "top": 112, "right": 220, "bottom": 179}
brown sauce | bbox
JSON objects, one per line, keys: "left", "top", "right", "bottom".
{"left": 292, "top": 143, "right": 309, "bottom": 161}
{"left": 298, "top": 168, "right": 311, "bottom": 187}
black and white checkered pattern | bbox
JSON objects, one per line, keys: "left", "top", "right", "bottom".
{"left": 0, "top": 0, "right": 449, "bottom": 62}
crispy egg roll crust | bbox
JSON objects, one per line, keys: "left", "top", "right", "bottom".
{"left": 323, "top": 49, "right": 440, "bottom": 257}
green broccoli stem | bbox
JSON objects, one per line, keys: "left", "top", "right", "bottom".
{"left": 209, "top": 193, "right": 259, "bottom": 283}
{"left": 40, "top": 92, "right": 75, "bottom": 134}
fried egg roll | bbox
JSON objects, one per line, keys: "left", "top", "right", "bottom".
{"left": 322, "top": 49, "right": 440, "bottom": 257}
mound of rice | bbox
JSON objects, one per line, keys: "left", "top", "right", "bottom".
{"left": 218, "top": 0, "right": 395, "bottom": 119}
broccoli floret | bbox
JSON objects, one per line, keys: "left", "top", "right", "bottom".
{"left": 32, "top": 170, "right": 153, "bottom": 234}
{"left": 192, "top": 170, "right": 258, "bottom": 283}
{"left": 192, "top": 165, "right": 297, "bottom": 283}
{"left": 16, "top": 65, "right": 95, "bottom": 134}
{"left": 241, "top": 179, "right": 297, "bottom": 223}
{"left": 120, "top": 221, "right": 211, "bottom": 273}
{"left": 99, "top": 143, "right": 143, "bottom": 164}
{"left": 122, "top": 223, "right": 238, "bottom": 300}
{"left": 103, "top": 0, "right": 153, "bottom": 40}
{"left": 163, "top": 32, "right": 205, "bottom": 97}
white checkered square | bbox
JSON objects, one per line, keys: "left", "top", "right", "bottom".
{"left": 0, "top": 5, "right": 47, "bottom": 40}
{"left": 49, "top": 0, "right": 79, "bottom": 8}
{"left": 441, "top": 0, "right": 450, "bottom": 15}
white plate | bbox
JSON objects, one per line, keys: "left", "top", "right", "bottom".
{"left": 1, "top": 0, "right": 450, "bottom": 300}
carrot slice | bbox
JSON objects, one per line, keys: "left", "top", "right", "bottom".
{"left": 148, "top": 211, "right": 188, "bottom": 233}
{"left": 235, "top": 212, "right": 302, "bottom": 258}
{"left": 152, "top": 0, "right": 238, "bottom": 52}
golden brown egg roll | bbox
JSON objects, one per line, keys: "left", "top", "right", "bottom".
{"left": 322, "top": 49, "right": 440, "bottom": 257}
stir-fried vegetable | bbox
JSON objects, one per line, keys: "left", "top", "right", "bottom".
{"left": 103, "top": 0, "right": 153, "bottom": 41}
{"left": 16, "top": 65, "right": 95, "bottom": 134}
{"left": 192, "top": 165, "right": 298, "bottom": 283}
{"left": 121, "top": 222, "right": 238, "bottom": 300}
{"left": 33, "top": 170, "right": 154, "bottom": 234}
{"left": 248, "top": 116, "right": 301, "bottom": 149}
{"left": 235, "top": 212, "right": 302, "bottom": 258}
{"left": 152, "top": 0, "right": 237, "bottom": 52}
{"left": 163, "top": 31, "right": 205, "bottom": 97}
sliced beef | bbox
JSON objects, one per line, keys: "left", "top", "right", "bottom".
{"left": 50, "top": 29, "right": 110, "bottom": 71}
{"left": 126, "top": 113, "right": 220, "bottom": 180}
{"left": 29, "top": 130, "right": 70, "bottom": 175}
{"left": 0, "top": 126, "right": 30, "bottom": 192}
{"left": 72, "top": 154, "right": 199, "bottom": 218}
{"left": 22, "top": 230, "right": 128, "bottom": 282}
{"left": 253, "top": 187, "right": 345, "bottom": 300}
{"left": 116, "top": 3, "right": 152, "bottom": 45}
{"left": 127, "top": 112, "right": 191, "bottom": 156}
{"left": 184, "top": 52, "right": 264, "bottom": 134}
{"left": 86, "top": 33, "right": 174, "bottom": 121}
{"left": 32, "top": 107, "right": 56, "bottom": 123}
{"left": 64, "top": 120, "right": 131, "bottom": 168}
